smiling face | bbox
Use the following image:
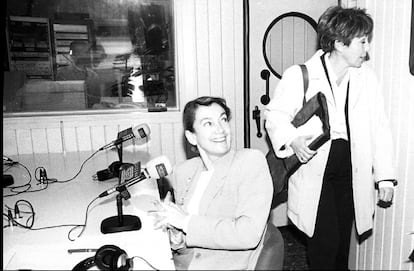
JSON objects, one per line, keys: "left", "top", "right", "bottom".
{"left": 185, "top": 103, "right": 232, "bottom": 162}
{"left": 341, "top": 35, "right": 370, "bottom": 68}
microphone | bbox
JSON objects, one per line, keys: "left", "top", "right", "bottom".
{"left": 98, "top": 155, "right": 172, "bottom": 198}
{"left": 99, "top": 124, "right": 150, "bottom": 151}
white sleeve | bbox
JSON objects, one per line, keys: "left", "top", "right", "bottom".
{"left": 265, "top": 65, "right": 322, "bottom": 157}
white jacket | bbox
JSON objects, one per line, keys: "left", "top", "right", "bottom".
{"left": 264, "top": 50, "right": 397, "bottom": 237}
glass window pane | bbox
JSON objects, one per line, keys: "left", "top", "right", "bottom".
{"left": 4, "top": 0, "right": 176, "bottom": 113}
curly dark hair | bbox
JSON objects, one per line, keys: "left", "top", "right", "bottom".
{"left": 317, "top": 6, "right": 373, "bottom": 52}
{"left": 183, "top": 96, "right": 231, "bottom": 132}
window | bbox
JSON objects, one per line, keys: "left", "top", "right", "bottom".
{"left": 4, "top": 0, "right": 176, "bottom": 114}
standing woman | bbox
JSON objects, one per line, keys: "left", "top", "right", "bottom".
{"left": 264, "top": 6, "right": 397, "bottom": 270}
{"left": 150, "top": 96, "right": 280, "bottom": 270}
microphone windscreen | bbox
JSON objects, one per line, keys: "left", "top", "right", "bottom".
{"left": 132, "top": 124, "right": 150, "bottom": 144}
{"left": 120, "top": 162, "right": 141, "bottom": 182}
{"left": 145, "top": 155, "right": 172, "bottom": 179}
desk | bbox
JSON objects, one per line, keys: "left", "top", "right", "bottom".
{"left": 3, "top": 150, "right": 175, "bottom": 270}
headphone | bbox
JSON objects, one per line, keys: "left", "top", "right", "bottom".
{"left": 94, "top": 161, "right": 129, "bottom": 182}
{"left": 72, "top": 245, "right": 132, "bottom": 271}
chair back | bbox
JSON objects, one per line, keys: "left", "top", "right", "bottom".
{"left": 255, "top": 222, "right": 284, "bottom": 270}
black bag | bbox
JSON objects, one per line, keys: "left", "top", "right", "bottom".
{"left": 266, "top": 65, "right": 330, "bottom": 208}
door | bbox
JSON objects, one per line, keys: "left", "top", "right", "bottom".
{"left": 247, "top": 0, "right": 337, "bottom": 226}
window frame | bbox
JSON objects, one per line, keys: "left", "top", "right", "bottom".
{"left": 3, "top": 0, "right": 179, "bottom": 117}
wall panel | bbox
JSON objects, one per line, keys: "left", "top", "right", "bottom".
{"left": 15, "top": 129, "right": 34, "bottom": 155}
{"left": 31, "top": 128, "right": 49, "bottom": 154}
{"left": 233, "top": 0, "right": 244, "bottom": 149}
{"left": 208, "top": 0, "right": 224, "bottom": 97}
{"left": 46, "top": 127, "right": 64, "bottom": 153}
{"left": 90, "top": 125, "right": 107, "bottom": 151}
{"left": 195, "top": 0, "right": 211, "bottom": 95}
{"left": 3, "top": 130, "right": 18, "bottom": 156}
{"left": 347, "top": 0, "right": 414, "bottom": 270}
{"left": 175, "top": 0, "right": 198, "bottom": 104}
{"left": 173, "top": 122, "right": 186, "bottom": 163}
{"left": 159, "top": 123, "right": 175, "bottom": 160}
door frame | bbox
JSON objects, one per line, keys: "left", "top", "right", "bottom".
{"left": 243, "top": 0, "right": 251, "bottom": 148}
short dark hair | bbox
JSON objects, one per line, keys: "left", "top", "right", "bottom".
{"left": 183, "top": 96, "right": 231, "bottom": 132}
{"left": 318, "top": 6, "right": 373, "bottom": 52}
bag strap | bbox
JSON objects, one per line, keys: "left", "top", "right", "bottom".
{"left": 299, "top": 64, "right": 309, "bottom": 106}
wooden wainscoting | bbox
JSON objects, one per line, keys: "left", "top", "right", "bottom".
{"left": 3, "top": 111, "right": 187, "bottom": 166}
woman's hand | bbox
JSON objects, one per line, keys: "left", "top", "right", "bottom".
{"left": 378, "top": 187, "right": 394, "bottom": 203}
{"left": 168, "top": 226, "right": 186, "bottom": 250}
{"left": 149, "top": 192, "right": 190, "bottom": 231}
{"left": 290, "top": 135, "right": 316, "bottom": 163}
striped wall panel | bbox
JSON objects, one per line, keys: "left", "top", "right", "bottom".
{"left": 348, "top": 0, "right": 414, "bottom": 270}
{"left": 3, "top": 112, "right": 186, "bottom": 165}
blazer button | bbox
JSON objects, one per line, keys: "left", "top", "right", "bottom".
{"left": 195, "top": 253, "right": 201, "bottom": 258}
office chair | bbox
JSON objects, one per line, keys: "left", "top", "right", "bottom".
{"left": 255, "top": 222, "right": 285, "bottom": 270}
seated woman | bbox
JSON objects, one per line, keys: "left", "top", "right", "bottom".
{"left": 150, "top": 96, "right": 276, "bottom": 270}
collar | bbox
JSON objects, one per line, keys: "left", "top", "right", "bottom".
{"left": 200, "top": 149, "right": 235, "bottom": 172}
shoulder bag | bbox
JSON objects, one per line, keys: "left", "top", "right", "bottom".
{"left": 266, "top": 64, "right": 330, "bottom": 208}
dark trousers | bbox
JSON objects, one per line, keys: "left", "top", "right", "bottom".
{"left": 307, "top": 139, "right": 354, "bottom": 270}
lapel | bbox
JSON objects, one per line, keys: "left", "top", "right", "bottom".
{"left": 197, "top": 149, "right": 236, "bottom": 215}
{"left": 313, "top": 61, "right": 337, "bottom": 108}
{"left": 178, "top": 159, "right": 204, "bottom": 210}
{"left": 306, "top": 51, "right": 336, "bottom": 108}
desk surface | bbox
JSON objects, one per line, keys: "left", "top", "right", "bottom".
{"left": 3, "top": 150, "right": 175, "bottom": 270}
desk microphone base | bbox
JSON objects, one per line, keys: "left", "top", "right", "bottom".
{"left": 100, "top": 215, "right": 141, "bottom": 234}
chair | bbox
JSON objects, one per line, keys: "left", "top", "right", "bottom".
{"left": 255, "top": 222, "right": 285, "bottom": 270}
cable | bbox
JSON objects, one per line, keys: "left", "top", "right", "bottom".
{"left": 3, "top": 163, "right": 53, "bottom": 197}
{"left": 3, "top": 162, "right": 32, "bottom": 197}
{"left": 3, "top": 212, "right": 83, "bottom": 231}
{"left": 3, "top": 198, "right": 161, "bottom": 270}
{"left": 3, "top": 163, "right": 14, "bottom": 172}
{"left": 55, "top": 149, "right": 100, "bottom": 183}
{"left": 67, "top": 196, "right": 99, "bottom": 241}
{"left": 3, "top": 197, "right": 99, "bottom": 242}
{"left": 131, "top": 255, "right": 160, "bottom": 271}
{"left": 33, "top": 166, "right": 58, "bottom": 186}
{"left": 3, "top": 199, "right": 35, "bottom": 229}
{"left": 3, "top": 149, "right": 100, "bottom": 197}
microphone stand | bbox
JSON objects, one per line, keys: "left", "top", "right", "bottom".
{"left": 107, "top": 129, "right": 129, "bottom": 179}
{"left": 100, "top": 142, "right": 142, "bottom": 234}
{"left": 116, "top": 141, "right": 123, "bottom": 164}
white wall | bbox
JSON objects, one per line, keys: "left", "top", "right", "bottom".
{"left": 347, "top": 0, "right": 414, "bottom": 270}
{"left": 3, "top": 0, "right": 245, "bottom": 166}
